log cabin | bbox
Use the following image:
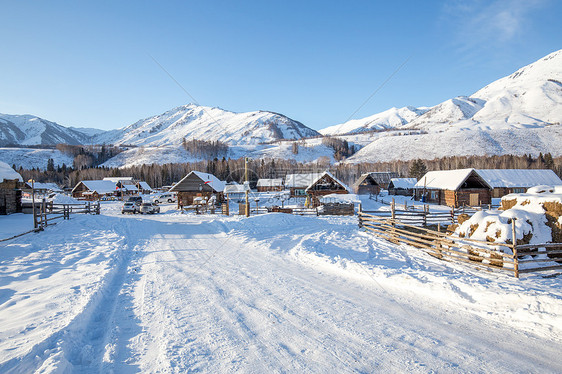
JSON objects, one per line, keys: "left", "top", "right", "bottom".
{"left": 352, "top": 173, "right": 381, "bottom": 195}
{"left": 414, "top": 169, "right": 492, "bottom": 208}
{"left": 475, "top": 169, "right": 562, "bottom": 198}
{"left": 169, "top": 171, "right": 225, "bottom": 207}
{"left": 305, "top": 171, "right": 350, "bottom": 207}
{"left": 388, "top": 178, "right": 417, "bottom": 196}
{"left": 0, "top": 161, "right": 24, "bottom": 215}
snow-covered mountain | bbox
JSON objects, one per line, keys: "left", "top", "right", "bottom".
{"left": 94, "top": 104, "right": 319, "bottom": 146}
{"left": 0, "top": 114, "right": 93, "bottom": 146}
{"left": 320, "top": 106, "right": 429, "bottom": 136}
{"left": 346, "top": 49, "right": 562, "bottom": 163}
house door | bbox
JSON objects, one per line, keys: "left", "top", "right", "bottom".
{"left": 469, "top": 193, "right": 479, "bottom": 206}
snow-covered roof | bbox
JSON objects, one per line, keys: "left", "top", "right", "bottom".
{"left": 0, "top": 160, "right": 23, "bottom": 182}
{"left": 103, "top": 177, "right": 134, "bottom": 183}
{"left": 224, "top": 182, "right": 250, "bottom": 194}
{"left": 192, "top": 171, "right": 225, "bottom": 192}
{"left": 73, "top": 180, "right": 117, "bottom": 194}
{"left": 390, "top": 178, "right": 417, "bottom": 189}
{"left": 284, "top": 173, "right": 323, "bottom": 188}
{"left": 475, "top": 169, "right": 562, "bottom": 188}
{"left": 305, "top": 171, "right": 351, "bottom": 193}
{"left": 122, "top": 184, "right": 138, "bottom": 191}
{"left": 32, "top": 182, "right": 63, "bottom": 191}
{"left": 415, "top": 169, "right": 491, "bottom": 190}
{"left": 257, "top": 178, "right": 283, "bottom": 187}
{"left": 171, "top": 171, "right": 225, "bottom": 193}
{"left": 137, "top": 181, "right": 152, "bottom": 190}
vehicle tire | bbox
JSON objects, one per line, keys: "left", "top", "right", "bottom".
{"left": 154, "top": 200, "right": 159, "bottom": 204}
{"left": 168, "top": 199, "right": 172, "bottom": 203}
{"left": 121, "top": 211, "right": 124, "bottom": 214}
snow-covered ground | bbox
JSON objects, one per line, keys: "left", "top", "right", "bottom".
{"left": 0, "top": 203, "right": 561, "bottom": 372}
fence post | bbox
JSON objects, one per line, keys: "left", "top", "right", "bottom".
{"left": 423, "top": 204, "right": 428, "bottom": 227}
{"left": 42, "top": 199, "right": 47, "bottom": 229}
{"left": 512, "top": 218, "right": 519, "bottom": 278}
{"left": 391, "top": 198, "right": 395, "bottom": 221}
{"left": 451, "top": 207, "right": 455, "bottom": 224}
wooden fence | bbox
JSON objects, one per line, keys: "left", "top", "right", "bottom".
{"left": 1, "top": 201, "right": 100, "bottom": 243}
{"left": 358, "top": 210, "right": 562, "bottom": 278}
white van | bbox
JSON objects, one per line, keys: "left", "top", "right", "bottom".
{"left": 153, "top": 193, "right": 176, "bottom": 204}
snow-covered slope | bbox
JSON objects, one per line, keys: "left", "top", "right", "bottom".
{"left": 0, "top": 147, "right": 75, "bottom": 170}
{"left": 320, "top": 106, "right": 428, "bottom": 136}
{"left": 0, "top": 114, "right": 93, "bottom": 146}
{"left": 94, "top": 104, "right": 319, "bottom": 147}
{"left": 348, "top": 49, "right": 562, "bottom": 163}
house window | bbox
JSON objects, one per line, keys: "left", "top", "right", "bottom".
{"left": 431, "top": 191, "right": 438, "bottom": 200}
{"left": 513, "top": 188, "right": 525, "bottom": 193}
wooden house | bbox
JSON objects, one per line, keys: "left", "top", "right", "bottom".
{"left": 388, "top": 178, "right": 417, "bottom": 196}
{"left": 475, "top": 169, "right": 562, "bottom": 198}
{"left": 414, "top": 169, "right": 492, "bottom": 208}
{"left": 368, "top": 172, "right": 399, "bottom": 189}
{"left": 284, "top": 173, "right": 323, "bottom": 197}
{"left": 305, "top": 171, "right": 350, "bottom": 207}
{"left": 256, "top": 178, "right": 283, "bottom": 192}
{"left": 169, "top": 171, "right": 225, "bottom": 207}
{"left": 352, "top": 173, "right": 380, "bottom": 195}
{"left": 0, "top": 161, "right": 24, "bottom": 215}
{"left": 223, "top": 182, "right": 250, "bottom": 202}
{"left": 136, "top": 181, "right": 153, "bottom": 194}
{"left": 71, "top": 180, "right": 118, "bottom": 201}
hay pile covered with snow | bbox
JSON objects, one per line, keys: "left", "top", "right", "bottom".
{"left": 49, "top": 193, "right": 81, "bottom": 204}
{"left": 454, "top": 185, "right": 562, "bottom": 244}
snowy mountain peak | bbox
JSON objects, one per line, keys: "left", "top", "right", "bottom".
{"left": 93, "top": 104, "right": 319, "bottom": 146}
{"left": 0, "top": 113, "right": 92, "bottom": 146}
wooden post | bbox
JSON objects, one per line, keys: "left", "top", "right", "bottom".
{"left": 512, "top": 218, "right": 519, "bottom": 278}
{"left": 42, "top": 199, "right": 47, "bottom": 228}
{"left": 423, "top": 204, "right": 427, "bottom": 227}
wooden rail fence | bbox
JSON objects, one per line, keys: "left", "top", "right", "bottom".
{"left": 358, "top": 209, "right": 562, "bottom": 278}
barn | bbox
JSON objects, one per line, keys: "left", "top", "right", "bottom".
{"left": 0, "top": 161, "right": 24, "bottom": 215}
{"left": 388, "top": 178, "right": 417, "bottom": 196}
{"left": 256, "top": 178, "right": 283, "bottom": 192}
{"left": 475, "top": 169, "right": 562, "bottom": 198}
{"left": 352, "top": 173, "right": 380, "bottom": 195}
{"left": 170, "top": 171, "right": 225, "bottom": 207}
{"left": 71, "top": 180, "right": 118, "bottom": 201}
{"left": 415, "top": 169, "right": 492, "bottom": 208}
{"left": 305, "top": 171, "right": 350, "bottom": 207}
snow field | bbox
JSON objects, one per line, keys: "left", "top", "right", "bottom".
{"left": 0, "top": 203, "right": 561, "bottom": 372}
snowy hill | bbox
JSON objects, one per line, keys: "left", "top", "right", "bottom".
{"left": 347, "top": 49, "right": 562, "bottom": 163}
{"left": 0, "top": 147, "right": 75, "bottom": 170}
{"left": 94, "top": 104, "right": 319, "bottom": 147}
{"left": 320, "top": 106, "right": 428, "bottom": 136}
{"left": 0, "top": 114, "right": 93, "bottom": 146}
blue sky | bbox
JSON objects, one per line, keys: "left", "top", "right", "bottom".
{"left": 1, "top": 0, "right": 560, "bottom": 131}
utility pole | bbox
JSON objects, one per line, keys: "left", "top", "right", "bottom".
{"left": 245, "top": 157, "right": 250, "bottom": 217}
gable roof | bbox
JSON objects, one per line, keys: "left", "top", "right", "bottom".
{"left": 305, "top": 171, "right": 350, "bottom": 193}
{"left": 122, "top": 184, "right": 138, "bottom": 191}
{"left": 73, "top": 180, "right": 117, "bottom": 194}
{"left": 257, "top": 178, "right": 283, "bottom": 187}
{"left": 475, "top": 169, "right": 562, "bottom": 188}
{"left": 353, "top": 173, "right": 379, "bottom": 188}
{"left": 415, "top": 169, "right": 491, "bottom": 190}
{"left": 137, "top": 181, "right": 152, "bottom": 190}
{"left": 170, "top": 171, "right": 225, "bottom": 193}
{"left": 0, "top": 160, "right": 23, "bottom": 183}
{"left": 368, "top": 172, "right": 399, "bottom": 185}
{"left": 389, "top": 178, "right": 417, "bottom": 189}
{"left": 284, "top": 173, "right": 323, "bottom": 188}
{"left": 32, "top": 182, "right": 63, "bottom": 192}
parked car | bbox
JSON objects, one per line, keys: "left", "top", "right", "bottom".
{"left": 140, "top": 202, "right": 160, "bottom": 214}
{"left": 153, "top": 193, "right": 176, "bottom": 204}
{"left": 121, "top": 202, "right": 139, "bottom": 214}
{"left": 127, "top": 196, "right": 143, "bottom": 204}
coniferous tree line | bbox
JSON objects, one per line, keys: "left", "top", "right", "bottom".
{"left": 321, "top": 137, "right": 357, "bottom": 161}
{"left": 15, "top": 153, "right": 562, "bottom": 190}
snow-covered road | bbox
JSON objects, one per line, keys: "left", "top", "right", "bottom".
{"left": 1, "top": 204, "right": 561, "bottom": 373}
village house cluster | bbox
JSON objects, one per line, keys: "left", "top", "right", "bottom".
{"left": 2, "top": 157, "right": 562, "bottom": 214}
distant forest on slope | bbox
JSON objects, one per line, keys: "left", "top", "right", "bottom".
{"left": 15, "top": 152, "right": 562, "bottom": 190}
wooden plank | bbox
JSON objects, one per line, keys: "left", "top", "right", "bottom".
{"left": 518, "top": 265, "right": 562, "bottom": 274}
{"left": 517, "top": 249, "right": 562, "bottom": 256}
{"left": 516, "top": 243, "right": 562, "bottom": 250}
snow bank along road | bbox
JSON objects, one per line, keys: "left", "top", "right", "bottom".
{"left": 1, "top": 203, "right": 561, "bottom": 373}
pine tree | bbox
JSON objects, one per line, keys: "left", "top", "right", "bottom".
{"left": 409, "top": 159, "right": 427, "bottom": 180}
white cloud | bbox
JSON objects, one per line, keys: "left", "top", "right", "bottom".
{"left": 442, "top": 0, "right": 546, "bottom": 50}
